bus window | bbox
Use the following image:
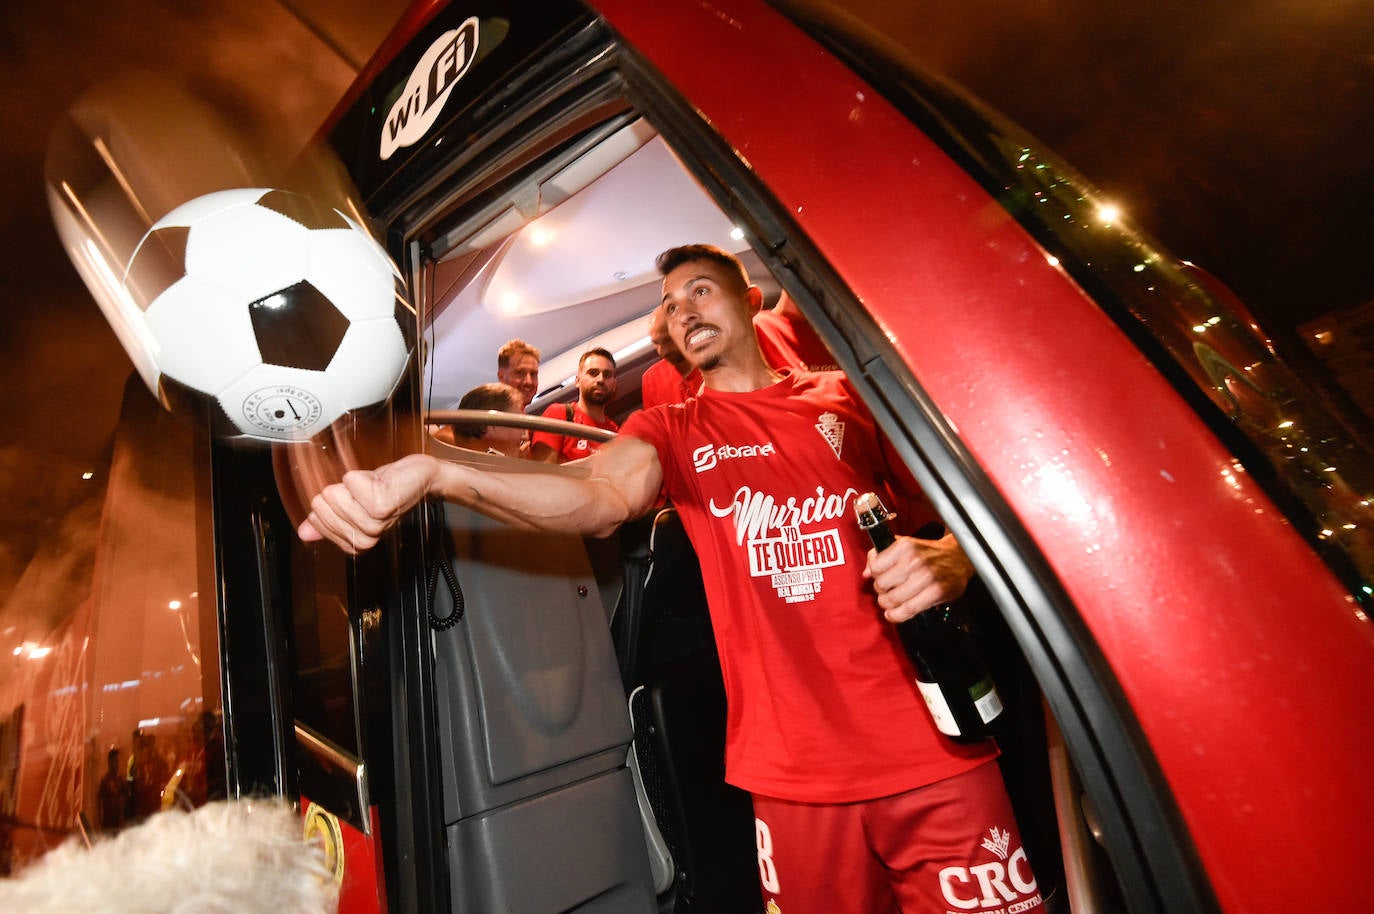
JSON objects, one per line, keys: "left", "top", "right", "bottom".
{"left": 286, "top": 529, "right": 370, "bottom": 833}
{"left": 0, "top": 378, "right": 225, "bottom": 871}
{"left": 415, "top": 123, "right": 777, "bottom": 430}
{"left": 397, "top": 89, "right": 1066, "bottom": 914}
{"left": 287, "top": 542, "right": 360, "bottom": 761}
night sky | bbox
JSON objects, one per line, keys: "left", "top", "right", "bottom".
{"left": 1, "top": 0, "right": 1371, "bottom": 608}
{"left": 838, "top": 0, "right": 1374, "bottom": 329}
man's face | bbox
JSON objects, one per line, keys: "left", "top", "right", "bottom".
{"left": 660, "top": 259, "right": 754, "bottom": 373}
{"left": 648, "top": 305, "right": 685, "bottom": 366}
{"left": 498, "top": 353, "right": 540, "bottom": 407}
{"left": 578, "top": 355, "right": 617, "bottom": 407}
{"left": 484, "top": 395, "right": 527, "bottom": 456}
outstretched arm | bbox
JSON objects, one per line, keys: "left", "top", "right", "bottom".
{"left": 299, "top": 435, "right": 665, "bottom": 555}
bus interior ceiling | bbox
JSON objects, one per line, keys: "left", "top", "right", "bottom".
{"left": 420, "top": 129, "right": 779, "bottom": 417}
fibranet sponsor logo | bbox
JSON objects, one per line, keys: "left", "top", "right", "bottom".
{"left": 692, "top": 441, "right": 777, "bottom": 473}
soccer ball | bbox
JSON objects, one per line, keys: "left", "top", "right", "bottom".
{"left": 121, "top": 187, "right": 412, "bottom": 442}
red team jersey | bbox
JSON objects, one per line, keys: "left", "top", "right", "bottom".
{"left": 620, "top": 371, "right": 995, "bottom": 803}
{"left": 531, "top": 403, "right": 619, "bottom": 462}
{"left": 639, "top": 359, "right": 702, "bottom": 409}
{"left": 754, "top": 306, "right": 840, "bottom": 373}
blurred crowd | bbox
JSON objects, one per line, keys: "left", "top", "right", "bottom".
{"left": 95, "top": 710, "right": 226, "bottom": 835}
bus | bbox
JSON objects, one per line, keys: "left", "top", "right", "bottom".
{"left": 25, "top": 0, "right": 1374, "bottom": 912}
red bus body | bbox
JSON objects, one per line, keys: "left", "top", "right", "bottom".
{"left": 585, "top": 3, "right": 1372, "bottom": 909}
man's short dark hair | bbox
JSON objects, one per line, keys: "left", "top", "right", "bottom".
{"left": 579, "top": 347, "right": 616, "bottom": 370}
{"left": 655, "top": 244, "right": 749, "bottom": 290}
{"left": 456, "top": 382, "right": 522, "bottom": 438}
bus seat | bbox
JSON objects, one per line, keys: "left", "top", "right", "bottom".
{"left": 430, "top": 503, "right": 657, "bottom": 912}
{"left": 618, "top": 507, "right": 762, "bottom": 913}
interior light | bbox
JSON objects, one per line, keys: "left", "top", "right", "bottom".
{"left": 529, "top": 226, "right": 555, "bottom": 247}
{"left": 1045, "top": 255, "right": 1060, "bottom": 267}
{"left": 168, "top": 600, "right": 182, "bottom": 610}
{"left": 81, "top": 471, "right": 94, "bottom": 480}
{"left": 499, "top": 292, "right": 522, "bottom": 314}
{"left": 729, "top": 227, "right": 745, "bottom": 241}
{"left": 28, "top": 647, "right": 51, "bottom": 660}
{"left": 1096, "top": 204, "right": 1121, "bottom": 225}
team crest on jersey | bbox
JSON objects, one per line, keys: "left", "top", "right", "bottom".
{"left": 815, "top": 412, "right": 844, "bottom": 458}
{"left": 765, "top": 900, "right": 781, "bottom": 914}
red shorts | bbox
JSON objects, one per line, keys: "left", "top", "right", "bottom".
{"left": 750, "top": 761, "right": 1044, "bottom": 914}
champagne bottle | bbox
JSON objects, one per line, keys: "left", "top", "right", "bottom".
{"left": 854, "top": 492, "right": 1004, "bottom": 743}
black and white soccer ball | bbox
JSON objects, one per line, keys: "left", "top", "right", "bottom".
{"left": 121, "top": 187, "right": 412, "bottom": 442}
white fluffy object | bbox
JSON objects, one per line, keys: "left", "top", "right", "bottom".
{"left": 0, "top": 800, "right": 338, "bottom": 914}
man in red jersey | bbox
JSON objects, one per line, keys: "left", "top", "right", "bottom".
{"left": 530, "top": 348, "right": 620, "bottom": 463}
{"left": 435, "top": 382, "right": 530, "bottom": 458}
{"left": 640, "top": 304, "right": 701, "bottom": 408}
{"left": 645, "top": 283, "right": 821, "bottom": 409}
{"left": 754, "top": 289, "right": 840, "bottom": 373}
{"left": 299, "top": 245, "right": 1041, "bottom": 914}
{"left": 496, "top": 338, "right": 541, "bottom": 410}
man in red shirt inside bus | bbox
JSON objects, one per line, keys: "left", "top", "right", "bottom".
{"left": 529, "top": 348, "right": 620, "bottom": 463}
{"left": 640, "top": 302, "right": 701, "bottom": 408}
{"left": 753, "top": 289, "right": 840, "bottom": 373}
{"left": 496, "top": 338, "right": 541, "bottom": 410}
{"left": 299, "top": 245, "right": 1040, "bottom": 914}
